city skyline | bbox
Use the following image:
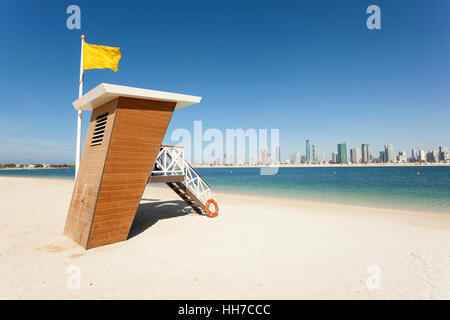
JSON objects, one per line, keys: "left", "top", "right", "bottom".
{"left": 285, "top": 139, "right": 449, "bottom": 165}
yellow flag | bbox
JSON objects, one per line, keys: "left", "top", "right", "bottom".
{"left": 83, "top": 42, "right": 121, "bottom": 72}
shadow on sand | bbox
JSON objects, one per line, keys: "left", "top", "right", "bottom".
{"left": 127, "top": 199, "right": 194, "bottom": 239}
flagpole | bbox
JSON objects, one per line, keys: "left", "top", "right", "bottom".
{"left": 75, "top": 34, "right": 85, "bottom": 177}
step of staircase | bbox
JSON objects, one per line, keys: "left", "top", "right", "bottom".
{"left": 166, "top": 182, "right": 205, "bottom": 214}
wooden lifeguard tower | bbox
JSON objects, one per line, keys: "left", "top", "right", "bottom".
{"left": 64, "top": 83, "right": 215, "bottom": 249}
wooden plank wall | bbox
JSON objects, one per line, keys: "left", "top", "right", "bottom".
{"left": 64, "top": 99, "right": 119, "bottom": 247}
{"left": 86, "top": 97, "right": 176, "bottom": 249}
{"left": 64, "top": 97, "right": 176, "bottom": 249}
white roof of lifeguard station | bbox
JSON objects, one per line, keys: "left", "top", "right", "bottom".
{"left": 73, "top": 83, "right": 202, "bottom": 111}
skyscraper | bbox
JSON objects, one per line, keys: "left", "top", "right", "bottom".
{"left": 419, "top": 150, "right": 426, "bottom": 162}
{"left": 260, "top": 147, "right": 271, "bottom": 164}
{"left": 350, "top": 148, "right": 360, "bottom": 163}
{"left": 337, "top": 143, "right": 348, "bottom": 164}
{"left": 311, "top": 143, "right": 317, "bottom": 164}
{"left": 433, "top": 149, "right": 440, "bottom": 162}
{"left": 305, "top": 140, "right": 311, "bottom": 162}
{"left": 275, "top": 144, "right": 281, "bottom": 163}
{"left": 412, "top": 148, "right": 420, "bottom": 162}
{"left": 398, "top": 151, "right": 408, "bottom": 162}
{"left": 379, "top": 151, "right": 385, "bottom": 163}
{"left": 331, "top": 152, "right": 337, "bottom": 163}
{"left": 439, "top": 146, "right": 448, "bottom": 161}
{"left": 426, "top": 150, "right": 439, "bottom": 162}
{"left": 294, "top": 152, "right": 301, "bottom": 164}
{"left": 361, "top": 143, "right": 370, "bottom": 163}
{"left": 384, "top": 144, "right": 394, "bottom": 162}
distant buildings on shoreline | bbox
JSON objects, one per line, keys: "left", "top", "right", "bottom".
{"left": 0, "top": 163, "right": 74, "bottom": 169}
{"left": 284, "top": 141, "right": 450, "bottom": 165}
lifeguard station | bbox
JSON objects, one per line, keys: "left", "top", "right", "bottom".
{"left": 64, "top": 83, "right": 217, "bottom": 249}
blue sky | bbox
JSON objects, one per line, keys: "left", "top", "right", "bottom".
{"left": 0, "top": 0, "right": 449, "bottom": 163}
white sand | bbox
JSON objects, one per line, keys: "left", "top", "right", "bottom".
{"left": 1, "top": 176, "right": 450, "bottom": 299}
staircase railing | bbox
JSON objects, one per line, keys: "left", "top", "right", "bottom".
{"left": 151, "top": 146, "right": 211, "bottom": 205}
{"left": 152, "top": 145, "right": 185, "bottom": 176}
{"left": 184, "top": 162, "right": 211, "bottom": 204}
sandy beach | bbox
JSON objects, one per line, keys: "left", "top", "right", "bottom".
{"left": 1, "top": 176, "right": 450, "bottom": 299}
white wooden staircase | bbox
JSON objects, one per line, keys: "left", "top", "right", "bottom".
{"left": 148, "top": 146, "right": 212, "bottom": 215}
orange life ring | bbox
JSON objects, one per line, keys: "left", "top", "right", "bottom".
{"left": 205, "top": 199, "right": 219, "bottom": 218}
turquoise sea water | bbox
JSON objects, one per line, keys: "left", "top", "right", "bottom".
{"left": 1, "top": 166, "right": 449, "bottom": 213}
{"left": 197, "top": 166, "right": 450, "bottom": 213}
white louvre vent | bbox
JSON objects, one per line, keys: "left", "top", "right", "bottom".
{"left": 91, "top": 113, "right": 108, "bottom": 146}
